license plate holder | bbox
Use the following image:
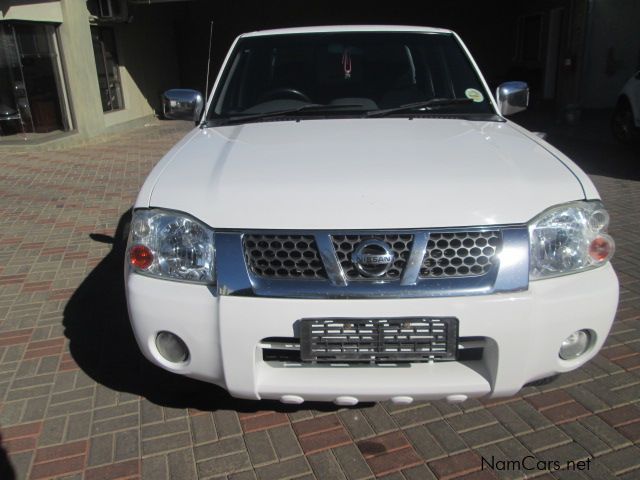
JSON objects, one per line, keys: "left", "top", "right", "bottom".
{"left": 299, "top": 317, "right": 458, "bottom": 362}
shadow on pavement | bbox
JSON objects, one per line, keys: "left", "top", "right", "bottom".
{"left": 0, "top": 434, "right": 15, "bottom": 480}
{"left": 514, "top": 108, "right": 639, "bottom": 182}
{"left": 63, "top": 209, "right": 343, "bottom": 414}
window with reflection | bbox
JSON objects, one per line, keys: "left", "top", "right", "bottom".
{"left": 91, "top": 26, "right": 124, "bottom": 112}
{"left": 0, "top": 22, "right": 69, "bottom": 137}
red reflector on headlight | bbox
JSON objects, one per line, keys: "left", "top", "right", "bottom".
{"left": 589, "top": 235, "right": 613, "bottom": 262}
{"left": 130, "top": 245, "right": 153, "bottom": 269}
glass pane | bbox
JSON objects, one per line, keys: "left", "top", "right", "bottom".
{"left": 99, "top": 0, "right": 113, "bottom": 17}
{"left": 101, "top": 29, "right": 122, "bottom": 109}
{"left": 1, "top": 22, "right": 69, "bottom": 138}
{"left": 0, "top": 23, "right": 30, "bottom": 135}
{"left": 0, "top": 24, "right": 21, "bottom": 123}
{"left": 91, "top": 26, "right": 110, "bottom": 111}
{"left": 15, "top": 23, "right": 49, "bottom": 56}
{"left": 86, "top": 0, "right": 100, "bottom": 17}
{"left": 14, "top": 23, "right": 64, "bottom": 133}
{"left": 212, "top": 32, "right": 493, "bottom": 116}
{"left": 91, "top": 26, "right": 123, "bottom": 111}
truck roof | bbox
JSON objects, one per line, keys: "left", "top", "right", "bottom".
{"left": 240, "top": 25, "right": 453, "bottom": 38}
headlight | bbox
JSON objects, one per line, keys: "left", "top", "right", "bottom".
{"left": 127, "top": 209, "right": 215, "bottom": 284}
{"left": 529, "top": 201, "right": 614, "bottom": 280}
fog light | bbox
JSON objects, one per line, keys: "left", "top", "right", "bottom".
{"left": 156, "top": 331, "right": 189, "bottom": 363}
{"left": 559, "top": 330, "right": 591, "bottom": 360}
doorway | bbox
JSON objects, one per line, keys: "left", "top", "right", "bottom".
{"left": 0, "top": 22, "right": 71, "bottom": 137}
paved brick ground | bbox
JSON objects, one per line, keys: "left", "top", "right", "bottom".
{"left": 0, "top": 115, "right": 638, "bottom": 480}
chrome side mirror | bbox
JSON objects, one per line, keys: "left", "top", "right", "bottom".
{"left": 496, "top": 81, "right": 529, "bottom": 116}
{"left": 162, "top": 89, "right": 204, "bottom": 123}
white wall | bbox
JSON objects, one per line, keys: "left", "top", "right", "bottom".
{"left": 0, "top": 0, "right": 63, "bottom": 22}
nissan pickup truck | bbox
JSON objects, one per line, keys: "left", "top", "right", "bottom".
{"left": 125, "top": 26, "right": 619, "bottom": 405}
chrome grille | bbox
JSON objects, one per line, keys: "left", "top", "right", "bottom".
{"left": 420, "top": 231, "right": 501, "bottom": 278}
{"left": 332, "top": 234, "right": 413, "bottom": 281}
{"left": 243, "top": 235, "right": 327, "bottom": 279}
{"left": 300, "top": 317, "right": 458, "bottom": 362}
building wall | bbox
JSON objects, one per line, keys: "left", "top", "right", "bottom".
{"left": 1, "top": 0, "right": 181, "bottom": 140}
{"left": 103, "top": 4, "right": 181, "bottom": 128}
{"left": 0, "top": 0, "right": 62, "bottom": 22}
{"left": 582, "top": 0, "right": 640, "bottom": 108}
{"left": 58, "top": 0, "right": 104, "bottom": 137}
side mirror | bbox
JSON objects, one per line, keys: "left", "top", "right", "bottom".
{"left": 496, "top": 81, "right": 529, "bottom": 116}
{"left": 162, "top": 89, "right": 204, "bottom": 123}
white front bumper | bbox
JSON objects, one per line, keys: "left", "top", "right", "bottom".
{"left": 126, "top": 264, "right": 618, "bottom": 403}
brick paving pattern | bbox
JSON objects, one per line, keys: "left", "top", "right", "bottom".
{"left": 0, "top": 116, "right": 639, "bottom": 479}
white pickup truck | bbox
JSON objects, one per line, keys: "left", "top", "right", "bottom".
{"left": 125, "top": 26, "right": 618, "bottom": 405}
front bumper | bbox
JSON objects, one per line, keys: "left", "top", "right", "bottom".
{"left": 126, "top": 264, "right": 618, "bottom": 404}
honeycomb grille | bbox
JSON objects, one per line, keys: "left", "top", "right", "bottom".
{"left": 243, "top": 235, "right": 327, "bottom": 279}
{"left": 420, "top": 231, "right": 501, "bottom": 278}
{"left": 331, "top": 234, "right": 413, "bottom": 281}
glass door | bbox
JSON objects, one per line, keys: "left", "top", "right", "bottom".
{"left": 0, "top": 23, "right": 31, "bottom": 134}
{"left": 0, "top": 22, "right": 69, "bottom": 137}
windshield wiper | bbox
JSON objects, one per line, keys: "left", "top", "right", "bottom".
{"left": 211, "top": 103, "right": 365, "bottom": 125}
{"left": 365, "top": 98, "right": 474, "bottom": 118}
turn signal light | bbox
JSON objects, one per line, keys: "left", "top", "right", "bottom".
{"left": 130, "top": 245, "right": 153, "bottom": 269}
{"left": 588, "top": 235, "right": 614, "bottom": 263}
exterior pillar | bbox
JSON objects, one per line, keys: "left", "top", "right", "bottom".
{"left": 57, "top": 0, "right": 104, "bottom": 138}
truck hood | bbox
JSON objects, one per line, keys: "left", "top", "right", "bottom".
{"left": 148, "top": 118, "right": 585, "bottom": 229}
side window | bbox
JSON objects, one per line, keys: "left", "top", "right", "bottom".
{"left": 91, "top": 26, "right": 124, "bottom": 112}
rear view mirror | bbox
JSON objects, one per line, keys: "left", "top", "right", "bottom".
{"left": 496, "top": 81, "right": 529, "bottom": 116}
{"left": 162, "top": 89, "right": 204, "bottom": 123}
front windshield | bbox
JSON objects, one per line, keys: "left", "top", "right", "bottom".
{"left": 208, "top": 32, "right": 495, "bottom": 121}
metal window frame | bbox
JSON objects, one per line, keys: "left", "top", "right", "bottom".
{"left": 49, "top": 25, "right": 73, "bottom": 131}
